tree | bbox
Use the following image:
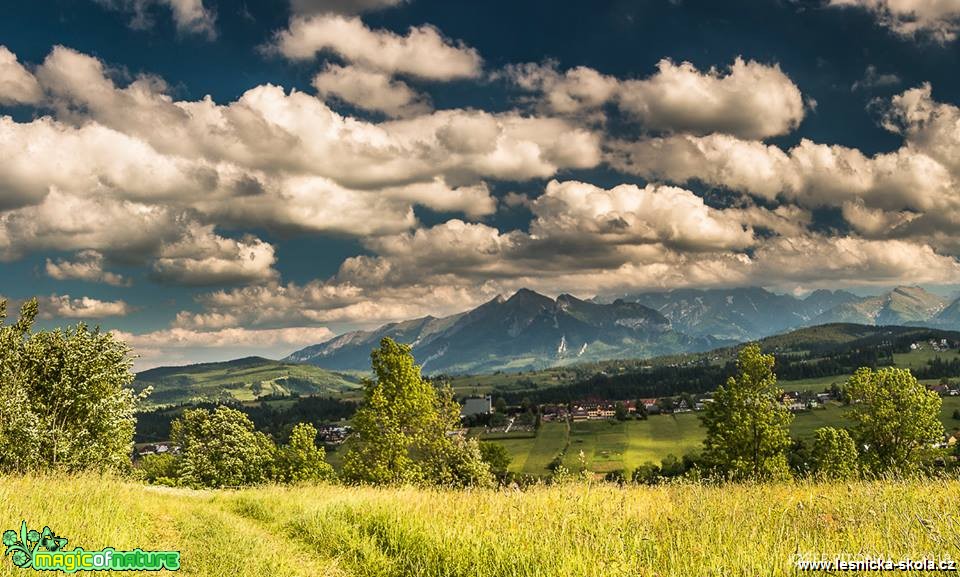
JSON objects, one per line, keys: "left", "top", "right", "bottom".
{"left": 631, "top": 462, "right": 660, "bottom": 484}
{"left": 0, "top": 298, "right": 140, "bottom": 473}
{"left": 656, "top": 397, "right": 675, "bottom": 413}
{"left": 614, "top": 401, "right": 629, "bottom": 421}
{"left": 810, "top": 427, "right": 858, "bottom": 480}
{"left": 171, "top": 406, "right": 276, "bottom": 488}
{"left": 787, "top": 439, "right": 813, "bottom": 477}
{"left": 635, "top": 401, "right": 649, "bottom": 420}
{"left": 479, "top": 441, "right": 512, "bottom": 477}
{"left": 274, "top": 423, "right": 335, "bottom": 483}
{"left": 341, "top": 338, "right": 492, "bottom": 487}
{"left": 138, "top": 453, "right": 179, "bottom": 486}
{"left": 846, "top": 367, "right": 944, "bottom": 475}
{"left": 604, "top": 469, "right": 626, "bottom": 485}
{"left": 700, "top": 343, "right": 793, "bottom": 481}
{"left": 494, "top": 396, "right": 508, "bottom": 414}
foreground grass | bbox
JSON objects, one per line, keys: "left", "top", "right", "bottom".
{"left": 2, "top": 475, "right": 960, "bottom": 576}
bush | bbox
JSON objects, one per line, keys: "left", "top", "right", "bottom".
{"left": 137, "top": 453, "right": 179, "bottom": 486}
{"left": 0, "top": 299, "right": 141, "bottom": 473}
{"left": 479, "top": 441, "right": 512, "bottom": 476}
{"left": 631, "top": 462, "right": 661, "bottom": 484}
{"left": 171, "top": 406, "right": 276, "bottom": 488}
{"left": 810, "top": 427, "right": 859, "bottom": 480}
{"left": 274, "top": 423, "right": 336, "bottom": 484}
{"left": 604, "top": 469, "right": 626, "bottom": 485}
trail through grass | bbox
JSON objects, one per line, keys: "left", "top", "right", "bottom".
{"left": 3, "top": 475, "right": 960, "bottom": 576}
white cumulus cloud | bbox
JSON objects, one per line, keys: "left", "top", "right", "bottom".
{"left": 268, "top": 14, "right": 482, "bottom": 80}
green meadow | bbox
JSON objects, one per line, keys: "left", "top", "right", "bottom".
{"left": 487, "top": 396, "right": 960, "bottom": 475}
{"left": 3, "top": 474, "right": 960, "bottom": 577}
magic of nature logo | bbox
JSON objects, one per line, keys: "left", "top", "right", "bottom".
{"left": 3, "top": 521, "right": 180, "bottom": 573}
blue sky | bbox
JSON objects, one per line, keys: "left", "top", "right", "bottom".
{"left": 2, "top": 0, "right": 960, "bottom": 368}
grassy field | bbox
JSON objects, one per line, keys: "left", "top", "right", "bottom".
{"left": 2, "top": 474, "right": 960, "bottom": 577}
{"left": 492, "top": 397, "right": 960, "bottom": 475}
{"left": 894, "top": 348, "right": 960, "bottom": 370}
{"left": 133, "top": 358, "right": 361, "bottom": 407}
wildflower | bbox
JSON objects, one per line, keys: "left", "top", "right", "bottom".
{"left": 26, "top": 530, "right": 39, "bottom": 543}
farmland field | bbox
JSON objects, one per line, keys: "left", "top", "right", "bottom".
{"left": 894, "top": 348, "right": 960, "bottom": 370}
{"left": 492, "top": 396, "right": 960, "bottom": 475}
{"left": 2, "top": 474, "right": 960, "bottom": 577}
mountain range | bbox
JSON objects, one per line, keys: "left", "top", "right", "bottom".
{"left": 602, "top": 285, "right": 953, "bottom": 341}
{"left": 286, "top": 289, "right": 727, "bottom": 374}
{"left": 287, "top": 286, "right": 960, "bottom": 374}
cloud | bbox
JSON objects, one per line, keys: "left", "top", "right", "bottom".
{"left": 151, "top": 222, "right": 279, "bottom": 286}
{"left": 0, "top": 46, "right": 595, "bottom": 268}
{"left": 34, "top": 45, "right": 591, "bottom": 190}
{"left": 0, "top": 189, "right": 179, "bottom": 262}
{"left": 114, "top": 325, "right": 335, "bottom": 348}
{"left": 507, "top": 57, "right": 805, "bottom": 139}
{"left": 177, "top": 226, "right": 960, "bottom": 331}
{"left": 505, "top": 62, "right": 620, "bottom": 116}
{"left": 268, "top": 14, "right": 482, "bottom": 80}
{"left": 608, "top": 131, "right": 957, "bottom": 215}
{"left": 39, "top": 295, "right": 132, "bottom": 319}
{"left": 112, "top": 325, "right": 337, "bottom": 371}
{"left": 166, "top": 181, "right": 833, "bottom": 329}
{"left": 0, "top": 46, "right": 42, "bottom": 105}
{"left": 882, "top": 82, "right": 960, "bottom": 174}
{"left": 290, "top": 0, "right": 405, "bottom": 16}
{"left": 851, "top": 65, "right": 901, "bottom": 91}
{"left": 617, "top": 58, "right": 805, "bottom": 139}
{"left": 528, "top": 180, "right": 754, "bottom": 252}
{"left": 45, "top": 250, "right": 130, "bottom": 286}
{"left": 749, "top": 236, "right": 960, "bottom": 286}
{"left": 829, "top": 0, "right": 960, "bottom": 43}
{"left": 94, "top": 0, "right": 216, "bottom": 38}
{"left": 312, "top": 63, "right": 431, "bottom": 117}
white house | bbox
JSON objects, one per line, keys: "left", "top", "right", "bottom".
{"left": 461, "top": 395, "right": 493, "bottom": 417}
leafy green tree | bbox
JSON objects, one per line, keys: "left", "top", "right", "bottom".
{"left": 614, "top": 401, "right": 629, "bottom": 421}
{"left": 787, "top": 439, "right": 813, "bottom": 477}
{"left": 171, "top": 406, "right": 276, "bottom": 488}
{"left": 274, "top": 423, "right": 336, "bottom": 483}
{"left": 846, "top": 367, "right": 944, "bottom": 474}
{"left": 0, "top": 298, "right": 140, "bottom": 473}
{"left": 810, "top": 427, "right": 859, "bottom": 480}
{"left": 631, "top": 462, "right": 660, "bottom": 484}
{"left": 342, "top": 338, "right": 492, "bottom": 487}
{"left": 700, "top": 344, "right": 793, "bottom": 481}
{"left": 494, "top": 396, "right": 508, "bottom": 414}
{"left": 479, "top": 441, "right": 511, "bottom": 476}
{"left": 137, "top": 453, "right": 180, "bottom": 486}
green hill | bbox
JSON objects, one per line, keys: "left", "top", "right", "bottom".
{"left": 133, "top": 356, "right": 361, "bottom": 406}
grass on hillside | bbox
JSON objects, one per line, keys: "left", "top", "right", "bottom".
{"left": 134, "top": 359, "right": 361, "bottom": 407}
{"left": 2, "top": 475, "right": 960, "bottom": 577}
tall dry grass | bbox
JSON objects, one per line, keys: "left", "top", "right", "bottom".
{"left": 2, "top": 474, "right": 959, "bottom": 576}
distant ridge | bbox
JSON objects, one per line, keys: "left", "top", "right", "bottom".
{"left": 133, "top": 356, "right": 360, "bottom": 406}
{"left": 286, "top": 286, "right": 960, "bottom": 375}
{"left": 286, "top": 289, "right": 727, "bottom": 374}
